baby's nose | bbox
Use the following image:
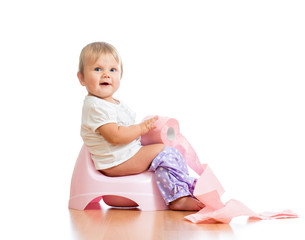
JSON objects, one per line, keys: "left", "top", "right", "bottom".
{"left": 102, "top": 72, "right": 110, "bottom": 78}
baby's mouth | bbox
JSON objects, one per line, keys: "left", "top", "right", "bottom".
{"left": 100, "top": 82, "right": 110, "bottom": 86}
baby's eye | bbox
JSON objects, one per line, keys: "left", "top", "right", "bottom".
{"left": 94, "top": 67, "right": 102, "bottom": 72}
{"left": 110, "top": 68, "right": 117, "bottom": 72}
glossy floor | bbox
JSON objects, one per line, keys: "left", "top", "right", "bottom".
{"left": 4, "top": 199, "right": 302, "bottom": 240}
{"left": 68, "top": 203, "right": 304, "bottom": 240}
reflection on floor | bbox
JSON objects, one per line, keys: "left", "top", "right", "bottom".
{"left": 69, "top": 202, "right": 304, "bottom": 240}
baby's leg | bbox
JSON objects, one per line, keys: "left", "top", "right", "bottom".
{"left": 101, "top": 144, "right": 165, "bottom": 177}
{"left": 149, "top": 147, "right": 204, "bottom": 211}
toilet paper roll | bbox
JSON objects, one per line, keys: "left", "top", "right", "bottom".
{"left": 141, "top": 116, "right": 204, "bottom": 176}
{"left": 141, "top": 117, "right": 180, "bottom": 146}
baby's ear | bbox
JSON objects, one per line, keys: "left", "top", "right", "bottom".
{"left": 77, "top": 72, "right": 85, "bottom": 86}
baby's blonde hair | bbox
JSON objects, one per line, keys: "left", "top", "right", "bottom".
{"left": 78, "top": 42, "right": 123, "bottom": 78}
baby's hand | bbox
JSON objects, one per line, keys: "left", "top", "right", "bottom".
{"left": 140, "top": 116, "right": 158, "bottom": 135}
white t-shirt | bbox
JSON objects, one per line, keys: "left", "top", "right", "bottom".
{"left": 81, "top": 95, "right": 142, "bottom": 170}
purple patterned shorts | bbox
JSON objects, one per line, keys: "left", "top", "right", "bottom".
{"left": 148, "top": 146, "right": 197, "bottom": 205}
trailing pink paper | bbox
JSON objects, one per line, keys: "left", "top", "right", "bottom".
{"left": 141, "top": 116, "right": 298, "bottom": 224}
{"left": 185, "top": 164, "right": 298, "bottom": 224}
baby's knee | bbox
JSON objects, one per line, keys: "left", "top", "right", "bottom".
{"left": 155, "top": 143, "right": 166, "bottom": 152}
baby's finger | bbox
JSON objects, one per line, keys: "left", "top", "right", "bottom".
{"left": 149, "top": 115, "right": 158, "bottom": 123}
{"left": 153, "top": 115, "right": 159, "bottom": 121}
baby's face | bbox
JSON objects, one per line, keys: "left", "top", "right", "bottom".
{"left": 78, "top": 53, "right": 121, "bottom": 103}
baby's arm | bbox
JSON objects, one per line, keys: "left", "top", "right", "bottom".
{"left": 98, "top": 116, "right": 158, "bottom": 145}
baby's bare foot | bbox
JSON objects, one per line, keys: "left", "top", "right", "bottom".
{"left": 169, "top": 196, "right": 205, "bottom": 211}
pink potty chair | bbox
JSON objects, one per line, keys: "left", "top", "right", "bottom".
{"left": 69, "top": 144, "right": 168, "bottom": 211}
{"left": 69, "top": 116, "right": 204, "bottom": 211}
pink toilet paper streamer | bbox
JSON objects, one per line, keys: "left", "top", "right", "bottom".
{"left": 185, "top": 164, "right": 298, "bottom": 224}
{"left": 141, "top": 116, "right": 298, "bottom": 224}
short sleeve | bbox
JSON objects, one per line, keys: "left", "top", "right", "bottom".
{"left": 82, "top": 99, "right": 117, "bottom": 133}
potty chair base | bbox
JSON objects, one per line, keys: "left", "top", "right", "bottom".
{"left": 69, "top": 145, "right": 168, "bottom": 211}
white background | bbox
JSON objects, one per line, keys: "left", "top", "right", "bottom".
{"left": 1, "top": 0, "right": 304, "bottom": 239}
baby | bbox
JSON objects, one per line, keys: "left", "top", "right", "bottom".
{"left": 77, "top": 42, "right": 204, "bottom": 211}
